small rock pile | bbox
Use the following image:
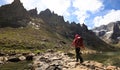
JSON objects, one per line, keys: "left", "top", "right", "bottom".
{"left": 0, "top": 52, "right": 35, "bottom": 64}
{"left": 32, "top": 51, "right": 120, "bottom": 70}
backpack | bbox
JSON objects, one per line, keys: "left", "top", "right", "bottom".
{"left": 75, "top": 37, "right": 83, "bottom": 46}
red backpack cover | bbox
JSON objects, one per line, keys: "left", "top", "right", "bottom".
{"left": 75, "top": 37, "right": 83, "bottom": 47}
{"left": 72, "top": 34, "right": 84, "bottom": 48}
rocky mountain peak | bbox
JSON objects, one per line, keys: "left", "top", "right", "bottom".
{"left": 11, "top": 0, "right": 23, "bottom": 7}
{"left": 111, "top": 21, "right": 120, "bottom": 43}
{"left": 93, "top": 21, "right": 120, "bottom": 44}
{"left": 12, "top": 0, "right": 21, "bottom": 4}
{"left": 38, "top": 9, "right": 53, "bottom": 23}
{"left": 39, "top": 9, "right": 52, "bottom": 18}
{"left": 38, "top": 8, "right": 65, "bottom": 24}
{"left": 0, "top": 0, "right": 30, "bottom": 27}
{"left": 113, "top": 21, "right": 120, "bottom": 32}
{"left": 28, "top": 8, "right": 38, "bottom": 17}
{"left": 81, "top": 23, "right": 88, "bottom": 32}
{"left": 44, "top": 9, "right": 52, "bottom": 14}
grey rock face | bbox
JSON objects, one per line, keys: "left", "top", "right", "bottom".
{"left": 93, "top": 21, "right": 120, "bottom": 44}
{"left": 0, "top": 0, "right": 30, "bottom": 27}
{"left": 28, "top": 8, "right": 38, "bottom": 17}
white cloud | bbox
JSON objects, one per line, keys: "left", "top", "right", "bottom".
{"left": 3, "top": 0, "right": 71, "bottom": 16}
{"left": 73, "top": 10, "right": 90, "bottom": 24}
{"left": 73, "top": 0, "right": 103, "bottom": 13}
{"left": 93, "top": 10, "right": 120, "bottom": 27}
{"left": 38, "top": 0, "right": 71, "bottom": 15}
{"left": 72, "top": 0, "right": 104, "bottom": 24}
{"left": 4, "top": 0, "right": 13, "bottom": 3}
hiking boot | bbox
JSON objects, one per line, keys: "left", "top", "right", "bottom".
{"left": 80, "top": 60, "right": 83, "bottom": 63}
{"left": 76, "top": 60, "right": 78, "bottom": 62}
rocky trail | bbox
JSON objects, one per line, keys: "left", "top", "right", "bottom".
{"left": 0, "top": 49, "right": 120, "bottom": 70}
{"left": 32, "top": 50, "right": 120, "bottom": 70}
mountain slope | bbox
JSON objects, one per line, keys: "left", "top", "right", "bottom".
{"left": 0, "top": 0, "right": 116, "bottom": 52}
{"left": 37, "top": 9, "right": 115, "bottom": 51}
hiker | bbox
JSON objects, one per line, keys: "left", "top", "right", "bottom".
{"left": 72, "top": 34, "right": 85, "bottom": 63}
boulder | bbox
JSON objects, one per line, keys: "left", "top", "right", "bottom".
{"left": 39, "top": 57, "right": 51, "bottom": 63}
{"left": 8, "top": 57, "right": 20, "bottom": 62}
{"left": 0, "top": 61, "right": 4, "bottom": 64}
{"left": 0, "top": 52, "right": 6, "bottom": 56}
{"left": 26, "top": 53, "right": 35, "bottom": 61}
{"left": 22, "top": 52, "right": 29, "bottom": 56}
{"left": 19, "top": 56, "right": 26, "bottom": 61}
{"left": 46, "top": 49, "right": 55, "bottom": 53}
{"left": 46, "top": 64, "right": 62, "bottom": 70}
{"left": 106, "top": 66, "right": 117, "bottom": 70}
{"left": 0, "top": 57, "right": 8, "bottom": 62}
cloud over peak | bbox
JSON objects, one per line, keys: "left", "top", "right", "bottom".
{"left": 4, "top": 0, "right": 71, "bottom": 16}
{"left": 72, "top": 0, "right": 104, "bottom": 24}
{"left": 73, "top": 0, "right": 104, "bottom": 13}
{"left": 93, "top": 10, "right": 120, "bottom": 27}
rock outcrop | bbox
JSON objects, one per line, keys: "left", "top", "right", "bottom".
{"left": 28, "top": 8, "right": 38, "bottom": 18}
{"left": 0, "top": 0, "right": 30, "bottom": 27}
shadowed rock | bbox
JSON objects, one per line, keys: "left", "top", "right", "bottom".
{"left": 8, "top": 57, "right": 20, "bottom": 62}
{"left": 26, "top": 55, "right": 33, "bottom": 61}
{"left": 0, "top": 52, "right": 6, "bottom": 56}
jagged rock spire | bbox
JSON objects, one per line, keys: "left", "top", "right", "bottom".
{"left": 81, "top": 23, "right": 88, "bottom": 31}
{"left": 13, "top": 0, "right": 21, "bottom": 3}
{"left": 28, "top": 8, "right": 38, "bottom": 17}
{"left": 12, "top": 0, "right": 22, "bottom": 5}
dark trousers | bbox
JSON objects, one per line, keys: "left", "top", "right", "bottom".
{"left": 75, "top": 47, "right": 83, "bottom": 63}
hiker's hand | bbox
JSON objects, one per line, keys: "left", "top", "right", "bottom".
{"left": 81, "top": 46, "right": 85, "bottom": 50}
{"left": 83, "top": 47, "right": 86, "bottom": 50}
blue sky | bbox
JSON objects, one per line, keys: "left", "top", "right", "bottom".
{"left": 0, "top": 0, "right": 120, "bottom": 29}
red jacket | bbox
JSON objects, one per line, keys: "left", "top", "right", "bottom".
{"left": 72, "top": 34, "right": 84, "bottom": 48}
